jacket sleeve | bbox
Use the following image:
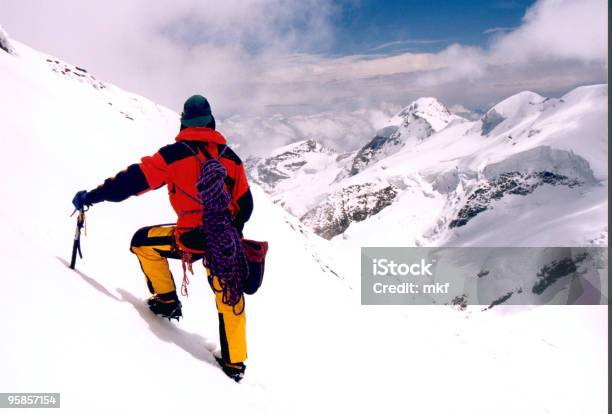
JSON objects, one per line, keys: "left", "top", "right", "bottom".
{"left": 87, "top": 151, "right": 168, "bottom": 204}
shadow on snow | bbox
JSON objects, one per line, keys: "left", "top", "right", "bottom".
{"left": 56, "top": 257, "right": 218, "bottom": 368}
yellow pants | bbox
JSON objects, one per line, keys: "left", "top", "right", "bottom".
{"left": 130, "top": 224, "right": 247, "bottom": 363}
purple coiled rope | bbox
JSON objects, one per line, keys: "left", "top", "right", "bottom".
{"left": 181, "top": 142, "right": 248, "bottom": 314}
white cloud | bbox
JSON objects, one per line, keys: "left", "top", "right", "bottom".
{"left": 246, "top": 0, "right": 607, "bottom": 115}
{"left": 1, "top": 0, "right": 336, "bottom": 116}
{"left": 368, "top": 38, "right": 452, "bottom": 52}
{"left": 448, "top": 103, "right": 473, "bottom": 114}
{"left": 483, "top": 27, "right": 516, "bottom": 35}
{"left": 491, "top": 0, "right": 608, "bottom": 63}
{"left": 220, "top": 107, "right": 395, "bottom": 157}
{"left": 0, "top": 0, "right": 607, "bottom": 125}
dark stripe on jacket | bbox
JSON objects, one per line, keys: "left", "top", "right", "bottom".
{"left": 217, "top": 143, "right": 242, "bottom": 165}
{"left": 233, "top": 189, "right": 253, "bottom": 233}
{"left": 160, "top": 140, "right": 243, "bottom": 166}
{"left": 158, "top": 142, "right": 194, "bottom": 165}
{"left": 87, "top": 163, "right": 149, "bottom": 204}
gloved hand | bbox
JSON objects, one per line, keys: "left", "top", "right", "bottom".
{"left": 72, "top": 190, "right": 90, "bottom": 211}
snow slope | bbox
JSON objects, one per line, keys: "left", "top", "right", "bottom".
{"left": 0, "top": 32, "right": 607, "bottom": 414}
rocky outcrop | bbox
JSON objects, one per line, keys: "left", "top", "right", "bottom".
{"left": 301, "top": 183, "right": 398, "bottom": 239}
{"left": 349, "top": 126, "right": 401, "bottom": 176}
{"left": 247, "top": 139, "right": 335, "bottom": 190}
{"left": 449, "top": 147, "right": 597, "bottom": 228}
{"left": 0, "top": 25, "right": 16, "bottom": 55}
{"left": 480, "top": 109, "right": 505, "bottom": 136}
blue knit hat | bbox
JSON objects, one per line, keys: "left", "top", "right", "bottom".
{"left": 181, "top": 95, "right": 216, "bottom": 129}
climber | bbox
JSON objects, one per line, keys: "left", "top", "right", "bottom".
{"left": 71, "top": 95, "right": 253, "bottom": 382}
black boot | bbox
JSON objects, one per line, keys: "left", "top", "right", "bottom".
{"left": 147, "top": 291, "right": 182, "bottom": 321}
{"left": 215, "top": 356, "right": 246, "bottom": 383}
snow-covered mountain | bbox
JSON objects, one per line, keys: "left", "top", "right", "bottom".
{"left": 0, "top": 28, "right": 607, "bottom": 414}
{"left": 246, "top": 97, "right": 463, "bottom": 220}
{"left": 348, "top": 97, "right": 464, "bottom": 177}
{"left": 477, "top": 91, "right": 552, "bottom": 136}
{"left": 246, "top": 139, "right": 355, "bottom": 216}
{"left": 250, "top": 85, "right": 608, "bottom": 250}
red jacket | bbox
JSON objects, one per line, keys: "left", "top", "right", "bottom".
{"left": 87, "top": 127, "right": 253, "bottom": 251}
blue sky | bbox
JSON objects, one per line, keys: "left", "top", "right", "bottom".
{"left": 328, "top": 0, "right": 538, "bottom": 55}
{"left": 172, "top": 0, "right": 539, "bottom": 57}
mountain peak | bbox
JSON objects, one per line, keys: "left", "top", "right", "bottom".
{"left": 561, "top": 84, "right": 608, "bottom": 103}
{"left": 479, "top": 90, "right": 548, "bottom": 136}
{"left": 390, "top": 97, "right": 459, "bottom": 132}
{"left": 270, "top": 139, "right": 332, "bottom": 157}
{"left": 486, "top": 90, "right": 546, "bottom": 117}
{"left": 409, "top": 96, "right": 446, "bottom": 108}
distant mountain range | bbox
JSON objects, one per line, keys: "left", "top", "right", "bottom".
{"left": 246, "top": 86, "right": 608, "bottom": 248}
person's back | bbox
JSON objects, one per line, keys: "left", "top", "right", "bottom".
{"left": 72, "top": 95, "right": 253, "bottom": 382}
{"left": 135, "top": 126, "right": 252, "bottom": 251}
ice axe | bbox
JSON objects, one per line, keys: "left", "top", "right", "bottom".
{"left": 69, "top": 208, "right": 87, "bottom": 269}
